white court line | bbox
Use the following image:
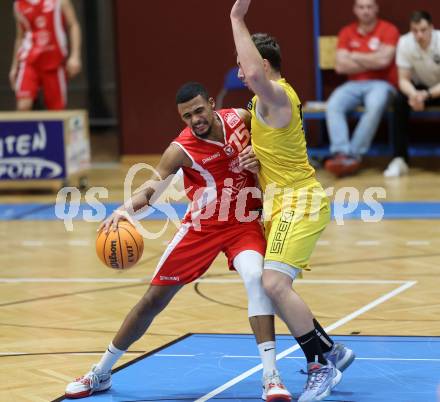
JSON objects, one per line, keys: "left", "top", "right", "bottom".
{"left": 0, "top": 352, "right": 144, "bottom": 357}
{"left": 152, "top": 354, "right": 440, "bottom": 363}
{"left": 0, "top": 278, "right": 411, "bottom": 284}
{"left": 0, "top": 352, "right": 116, "bottom": 356}
{"left": 21, "top": 240, "right": 44, "bottom": 247}
{"left": 0, "top": 278, "right": 149, "bottom": 283}
{"left": 2, "top": 352, "right": 437, "bottom": 363}
{"left": 198, "top": 279, "right": 411, "bottom": 285}
{"left": 356, "top": 240, "right": 380, "bottom": 246}
{"left": 223, "top": 356, "right": 440, "bottom": 362}
{"left": 67, "top": 240, "right": 91, "bottom": 246}
{"left": 8, "top": 240, "right": 436, "bottom": 247}
{"left": 20, "top": 240, "right": 91, "bottom": 247}
{"left": 406, "top": 240, "right": 431, "bottom": 246}
{"left": 317, "top": 240, "right": 330, "bottom": 246}
{"left": 194, "top": 280, "right": 417, "bottom": 402}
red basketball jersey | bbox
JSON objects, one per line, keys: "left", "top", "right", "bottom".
{"left": 15, "top": 0, "right": 67, "bottom": 69}
{"left": 172, "top": 109, "right": 262, "bottom": 227}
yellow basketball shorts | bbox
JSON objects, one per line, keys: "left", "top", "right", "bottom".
{"left": 263, "top": 185, "right": 330, "bottom": 270}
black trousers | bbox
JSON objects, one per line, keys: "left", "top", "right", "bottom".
{"left": 391, "top": 85, "right": 440, "bottom": 161}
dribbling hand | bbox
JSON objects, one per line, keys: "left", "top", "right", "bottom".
{"left": 98, "top": 210, "right": 129, "bottom": 234}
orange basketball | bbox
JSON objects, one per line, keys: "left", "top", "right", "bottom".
{"left": 96, "top": 221, "right": 144, "bottom": 269}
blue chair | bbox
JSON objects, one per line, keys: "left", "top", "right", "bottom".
{"left": 216, "top": 67, "right": 246, "bottom": 109}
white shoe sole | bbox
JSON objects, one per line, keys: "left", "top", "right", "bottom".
{"left": 65, "top": 378, "right": 111, "bottom": 399}
{"left": 261, "top": 390, "right": 292, "bottom": 401}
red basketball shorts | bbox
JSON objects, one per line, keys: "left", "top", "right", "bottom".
{"left": 15, "top": 61, "right": 67, "bottom": 110}
{"left": 151, "top": 220, "right": 266, "bottom": 285}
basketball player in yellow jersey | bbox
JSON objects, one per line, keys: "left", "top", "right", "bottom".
{"left": 231, "top": 1, "right": 355, "bottom": 401}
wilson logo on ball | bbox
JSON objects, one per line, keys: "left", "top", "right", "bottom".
{"left": 109, "top": 240, "right": 119, "bottom": 269}
{"left": 96, "top": 221, "right": 144, "bottom": 269}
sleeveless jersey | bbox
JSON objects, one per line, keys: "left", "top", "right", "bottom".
{"left": 172, "top": 109, "right": 262, "bottom": 227}
{"left": 15, "top": 0, "right": 67, "bottom": 69}
{"left": 250, "top": 78, "right": 318, "bottom": 193}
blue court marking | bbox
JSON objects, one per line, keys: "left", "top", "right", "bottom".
{"left": 308, "top": 144, "right": 440, "bottom": 158}
{"left": 1, "top": 201, "right": 440, "bottom": 221}
{"left": 332, "top": 201, "right": 440, "bottom": 220}
{"left": 0, "top": 203, "right": 189, "bottom": 221}
{"left": 53, "top": 334, "right": 440, "bottom": 402}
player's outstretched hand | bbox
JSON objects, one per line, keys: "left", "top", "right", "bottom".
{"left": 230, "top": 0, "right": 251, "bottom": 20}
{"left": 239, "top": 145, "right": 260, "bottom": 174}
{"left": 98, "top": 210, "right": 129, "bottom": 234}
{"left": 66, "top": 56, "right": 82, "bottom": 78}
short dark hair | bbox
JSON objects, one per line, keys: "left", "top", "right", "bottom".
{"left": 251, "top": 33, "right": 282, "bottom": 72}
{"left": 175, "top": 82, "right": 209, "bottom": 104}
{"left": 410, "top": 10, "right": 432, "bottom": 25}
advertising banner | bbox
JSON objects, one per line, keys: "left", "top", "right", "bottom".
{"left": 0, "top": 120, "right": 66, "bottom": 180}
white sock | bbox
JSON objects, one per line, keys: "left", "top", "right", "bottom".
{"left": 258, "top": 341, "right": 277, "bottom": 376}
{"left": 96, "top": 342, "right": 125, "bottom": 373}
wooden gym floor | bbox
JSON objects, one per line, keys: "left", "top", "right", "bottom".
{"left": 0, "top": 153, "right": 439, "bottom": 401}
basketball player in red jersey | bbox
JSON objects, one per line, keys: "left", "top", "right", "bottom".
{"left": 9, "top": 0, "right": 82, "bottom": 110}
{"left": 65, "top": 82, "right": 292, "bottom": 401}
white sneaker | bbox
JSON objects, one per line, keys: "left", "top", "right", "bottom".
{"left": 65, "top": 365, "right": 111, "bottom": 399}
{"left": 261, "top": 369, "right": 292, "bottom": 401}
{"left": 384, "top": 157, "right": 409, "bottom": 177}
{"left": 298, "top": 361, "right": 342, "bottom": 402}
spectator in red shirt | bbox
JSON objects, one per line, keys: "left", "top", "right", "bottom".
{"left": 324, "top": 0, "right": 399, "bottom": 177}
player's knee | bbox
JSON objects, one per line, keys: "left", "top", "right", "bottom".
{"left": 246, "top": 277, "right": 275, "bottom": 316}
{"left": 262, "top": 274, "right": 286, "bottom": 302}
{"left": 242, "top": 268, "right": 262, "bottom": 291}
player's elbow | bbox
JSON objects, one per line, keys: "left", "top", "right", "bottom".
{"left": 376, "top": 56, "right": 393, "bottom": 70}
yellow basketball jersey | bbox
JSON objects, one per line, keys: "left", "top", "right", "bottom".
{"left": 250, "top": 78, "right": 318, "bottom": 194}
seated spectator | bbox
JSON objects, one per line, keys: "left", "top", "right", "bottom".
{"left": 325, "top": 0, "right": 399, "bottom": 177}
{"left": 385, "top": 11, "right": 440, "bottom": 177}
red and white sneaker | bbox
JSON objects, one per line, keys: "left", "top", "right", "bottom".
{"left": 324, "top": 154, "right": 361, "bottom": 177}
{"left": 65, "top": 365, "right": 111, "bottom": 399}
{"left": 262, "top": 370, "right": 292, "bottom": 401}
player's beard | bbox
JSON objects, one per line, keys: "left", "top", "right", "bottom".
{"left": 193, "top": 121, "right": 212, "bottom": 137}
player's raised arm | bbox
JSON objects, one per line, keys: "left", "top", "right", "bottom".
{"left": 230, "top": 0, "right": 288, "bottom": 110}
{"left": 101, "top": 144, "right": 190, "bottom": 233}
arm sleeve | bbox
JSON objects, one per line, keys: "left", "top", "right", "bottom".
{"left": 337, "top": 27, "right": 351, "bottom": 50}
{"left": 381, "top": 23, "right": 400, "bottom": 46}
{"left": 396, "top": 37, "right": 412, "bottom": 69}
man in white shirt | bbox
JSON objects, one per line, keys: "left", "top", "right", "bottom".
{"left": 385, "top": 10, "right": 440, "bottom": 177}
